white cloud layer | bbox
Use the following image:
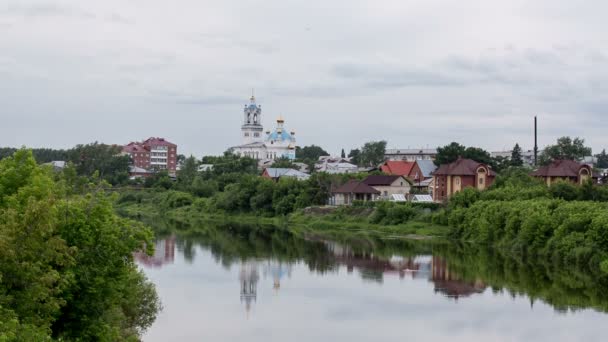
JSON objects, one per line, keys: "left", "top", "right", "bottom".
{"left": 1, "top": 0, "right": 607, "bottom": 155}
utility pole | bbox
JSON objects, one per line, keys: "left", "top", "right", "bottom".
{"left": 534, "top": 116, "right": 538, "bottom": 166}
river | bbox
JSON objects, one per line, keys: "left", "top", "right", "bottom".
{"left": 136, "top": 222, "right": 608, "bottom": 341}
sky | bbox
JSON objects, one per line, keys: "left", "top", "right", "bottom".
{"left": 1, "top": 0, "right": 607, "bottom": 157}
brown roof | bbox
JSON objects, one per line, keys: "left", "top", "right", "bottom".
{"left": 332, "top": 180, "right": 381, "bottom": 194}
{"left": 380, "top": 161, "right": 415, "bottom": 176}
{"left": 433, "top": 158, "right": 495, "bottom": 176}
{"left": 363, "top": 175, "right": 408, "bottom": 186}
{"left": 530, "top": 160, "right": 592, "bottom": 178}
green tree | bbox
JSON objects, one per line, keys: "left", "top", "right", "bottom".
{"left": 511, "top": 143, "right": 524, "bottom": 167}
{"left": 295, "top": 145, "right": 329, "bottom": 161}
{"left": 595, "top": 149, "right": 608, "bottom": 169}
{"left": 348, "top": 149, "right": 361, "bottom": 166}
{"left": 540, "top": 137, "right": 592, "bottom": 165}
{"left": 341, "top": 149, "right": 346, "bottom": 158}
{"left": 177, "top": 155, "right": 198, "bottom": 188}
{"left": 272, "top": 156, "right": 296, "bottom": 169}
{"left": 435, "top": 142, "right": 466, "bottom": 166}
{"left": 435, "top": 143, "right": 494, "bottom": 167}
{"left": 359, "top": 141, "right": 387, "bottom": 167}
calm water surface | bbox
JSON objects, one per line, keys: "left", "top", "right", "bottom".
{"left": 137, "top": 224, "right": 608, "bottom": 341}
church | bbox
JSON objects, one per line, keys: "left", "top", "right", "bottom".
{"left": 231, "top": 95, "right": 297, "bottom": 160}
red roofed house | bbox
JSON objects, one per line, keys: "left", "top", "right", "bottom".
{"left": 123, "top": 137, "right": 178, "bottom": 176}
{"left": 433, "top": 158, "right": 495, "bottom": 202}
{"left": 380, "top": 161, "right": 415, "bottom": 176}
{"left": 530, "top": 160, "right": 595, "bottom": 186}
{"left": 329, "top": 180, "right": 380, "bottom": 206}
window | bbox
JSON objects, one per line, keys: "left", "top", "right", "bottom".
{"left": 479, "top": 178, "right": 484, "bottom": 185}
{"left": 244, "top": 133, "right": 250, "bottom": 137}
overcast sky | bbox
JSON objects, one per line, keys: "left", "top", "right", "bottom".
{"left": 1, "top": 0, "right": 607, "bottom": 156}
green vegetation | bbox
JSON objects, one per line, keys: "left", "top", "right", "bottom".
{"left": 430, "top": 170, "right": 608, "bottom": 274}
{"left": 0, "top": 150, "right": 160, "bottom": 341}
{"left": 539, "top": 136, "right": 592, "bottom": 165}
{"left": 0, "top": 142, "right": 130, "bottom": 185}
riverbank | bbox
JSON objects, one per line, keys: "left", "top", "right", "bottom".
{"left": 116, "top": 197, "right": 450, "bottom": 240}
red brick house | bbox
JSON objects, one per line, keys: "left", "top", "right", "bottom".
{"left": 432, "top": 158, "right": 495, "bottom": 202}
{"left": 123, "top": 137, "right": 178, "bottom": 176}
{"left": 530, "top": 160, "right": 596, "bottom": 186}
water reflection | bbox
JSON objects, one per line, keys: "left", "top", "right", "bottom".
{"left": 137, "top": 222, "right": 608, "bottom": 342}
{"left": 134, "top": 234, "right": 176, "bottom": 267}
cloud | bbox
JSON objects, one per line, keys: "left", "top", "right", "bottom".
{"left": 1, "top": 3, "right": 95, "bottom": 19}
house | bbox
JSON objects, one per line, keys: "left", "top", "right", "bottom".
{"left": 412, "top": 177, "right": 435, "bottom": 196}
{"left": 530, "top": 160, "right": 596, "bottom": 186}
{"left": 380, "top": 160, "right": 415, "bottom": 176}
{"left": 362, "top": 175, "right": 412, "bottom": 199}
{"left": 433, "top": 158, "right": 496, "bottom": 202}
{"left": 329, "top": 180, "right": 380, "bottom": 205}
{"left": 261, "top": 168, "right": 310, "bottom": 181}
{"left": 129, "top": 165, "right": 152, "bottom": 179}
{"left": 408, "top": 160, "right": 437, "bottom": 182}
{"left": 385, "top": 148, "right": 437, "bottom": 161}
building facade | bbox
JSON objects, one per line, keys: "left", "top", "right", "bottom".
{"left": 385, "top": 148, "right": 437, "bottom": 161}
{"left": 232, "top": 96, "right": 297, "bottom": 161}
{"left": 123, "top": 137, "right": 177, "bottom": 175}
{"left": 432, "top": 158, "right": 495, "bottom": 202}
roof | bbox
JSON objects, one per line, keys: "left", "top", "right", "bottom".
{"left": 142, "top": 137, "right": 176, "bottom": 147}
{"left": 530, "top": 160, "right": 592, "bottom": 178}
{"left": 380, "top": 161, "right": 415, "bottom": 176}
{"left": 411, "top": 194, "right": 434, "bottom": 203}
{"left": 332, "top": 180, "right": 381, "bottom": 194}
{"left": 414, "top": 160, "right": 437, "bottom": 178}
{"left": 129, "top": 165, "right": 151, "bottom": 173}
{"left": 433, "top": 158, "right": 496, "bottom": 176}
{"left": 363, "top": 175, "right": 407, "bottom": 186}
{"left": 390, "top": 194, "right": 407, "bottom": 202}
{"left": 264, "top": 168, "right": 310, "bottom": 180}
{"left": 122, "top": 142, "right": 149, "bottom": 153}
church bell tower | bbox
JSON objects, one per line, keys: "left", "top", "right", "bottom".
{"left": 242, "top": 95, "right": 264, "bottom": 144}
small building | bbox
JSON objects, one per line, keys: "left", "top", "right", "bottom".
{"left": 129, "top": 165, "right": 152, "bottom": 179}
{"left": 411, "top": 194, "right": 434, "bottom": 203}
{"left": 261, "top": 168, "right": 310, "bottom": 181}
{"left": 530, "top": 160, "right": 595, "bottom": 186}
{"left": 380, "top": 161, "right": 415, "bottom": 176}
{"left": 362, "top": 175, "right": 412, "bottom": 199}
{"left": 44, "top": 160, "right": 66, "bottom": 172}
{"left": 433, "top": 158, "right": 496, "bottom": 202}
{"left": 329, "top": 180, "right": 380, "bottom": 206}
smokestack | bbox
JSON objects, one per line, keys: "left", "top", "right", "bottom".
{"left": 534, "top": 116, "right": 538, "bottom": 166}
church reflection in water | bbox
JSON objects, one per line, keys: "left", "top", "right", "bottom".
{"left": 134, "top": 235, "right": 485, "bottom": 314}
{"left": 233, "top": 239, "right": 485, "bottom": 314}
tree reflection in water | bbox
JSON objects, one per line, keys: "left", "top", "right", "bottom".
{"left": 137, "top": 220, "right": 608, "bottom": 314}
